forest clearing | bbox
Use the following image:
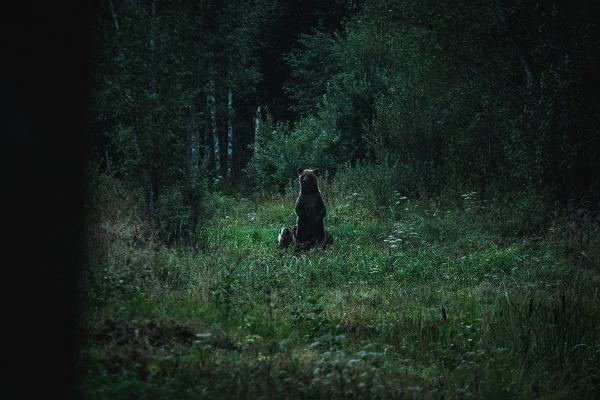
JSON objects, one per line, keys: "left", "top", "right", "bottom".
{"left": 71, "top": 0, "right": 600, "bottom": 398}
{"left": 78, "top": 178, "right": 600, "bottom": 399}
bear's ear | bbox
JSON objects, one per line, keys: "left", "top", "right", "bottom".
{"left": 297, "top": 168, "right": 304, "bottom": 175}
{"left": 313, "top": 168, "right": 320, "bottom": 176}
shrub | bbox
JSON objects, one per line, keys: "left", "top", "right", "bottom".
{"left": 247, "top": 112, "right": 340, "bottom": 193}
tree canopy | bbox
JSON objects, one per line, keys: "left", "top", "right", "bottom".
{"left": 90, "top": 0, "right": 600, "bottom": 242}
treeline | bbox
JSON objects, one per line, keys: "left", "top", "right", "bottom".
{"left": 89, "top": 0, "right": 600, "bottom": 243}
{"left": 252, "top": 0, "right": 600, "bottom": 200}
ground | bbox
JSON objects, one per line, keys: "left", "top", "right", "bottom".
{"left": 78, "top": 191, "right": 600, "bottom": 399}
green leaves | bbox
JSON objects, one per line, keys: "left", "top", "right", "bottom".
{"left": 247, "top": 111, "right": 340, "bottom": 192}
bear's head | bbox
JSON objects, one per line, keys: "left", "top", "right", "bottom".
{"left": 297, "top": 168, "right": 320, "bottom": 191}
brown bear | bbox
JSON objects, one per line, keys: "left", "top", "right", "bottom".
{"left": 277, "top": 168, "right": 332, "bottom": 250}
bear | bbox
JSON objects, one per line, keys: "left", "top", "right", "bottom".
{"left": 295, "top": 168, "right": 326, "bottom": 244}
{"left": 277, "top": 168, "right": 333, "bottom": 250}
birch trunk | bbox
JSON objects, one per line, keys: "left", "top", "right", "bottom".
{"left": 105, "top": 150, "right": 113, "bottom": 176}
{"left": 494, "top": 1, "right": 535, "bottom": 93}
{"left": 254, "top": 105, "right": 262, "bottom": 157}
{"left": 108, "top": 0, "right": 119, "bottom": 31}
{"left": 207, "top": 81, "right": 221, "bottom": 177}
{"left": 226, "top": 88, "right": 233, "bottom": 176}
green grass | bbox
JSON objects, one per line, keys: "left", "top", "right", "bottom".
{"left": 78, "top": 192, "right": 600, "bottom": 399}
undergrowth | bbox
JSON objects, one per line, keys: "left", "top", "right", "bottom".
{"left": 78, "top": 185, "right": 600, "bottom": 399}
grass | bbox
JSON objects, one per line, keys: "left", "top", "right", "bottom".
{"left": 77, "top": 189, "right": 600, "bottom": 399}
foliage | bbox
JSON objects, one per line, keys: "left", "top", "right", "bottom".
{"left": 278, "top": 0, "right": 600, "bottom": 201}
{"left": 91, "top": 0, "right": 600, "bottom": 217}
{"left": 90, "top": 0, "right": 280, "bottom": 242}
{"left": 284, "top": 29, "right": 341, "bottom": 116}
{"left": 247, "top": 111, "right": 340, "bottom": 192}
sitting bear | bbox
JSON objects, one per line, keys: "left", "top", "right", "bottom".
{"left": 278, "top": 168, "right": 333, "bottom": 250}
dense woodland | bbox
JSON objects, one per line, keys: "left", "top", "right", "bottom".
{"left": 90, "top": 0, "right": 600, "bottom": 243}
{"left": 80, "top": 0, "right": 600, "bottom": 398}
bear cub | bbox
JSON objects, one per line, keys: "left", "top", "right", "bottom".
{"left": 278, "top": 168, "right": 332, "bottom": 250}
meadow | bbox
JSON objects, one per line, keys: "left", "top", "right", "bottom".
{"left": 77, "top": 178, "right": 600, "bottom": 399}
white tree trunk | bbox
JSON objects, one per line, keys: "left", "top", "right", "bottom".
{"left": 207, "top": 81, "right": 220, "bottom": 176}
{"left": 108, "top": 0, "right": 119, "bottom": 31}
{"left": 105, "top": 149, "right": 113, "bottom": 175}
{"left": 254, "top": 105, "right": 262, "bottom": 157}
{"left": 226, "top": 88, "right": 233, "bottom": 176}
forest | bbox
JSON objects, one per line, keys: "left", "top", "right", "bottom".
{"left": 79, "top": 0, "right": 600, "bottom": 398}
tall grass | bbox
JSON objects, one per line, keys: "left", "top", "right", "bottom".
{"left": 78, "top": 179, "right": 600, "bottom": 399}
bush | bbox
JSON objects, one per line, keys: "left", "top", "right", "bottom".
{"left": 247, "top": 112, "right": 340, "bottom": 193}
